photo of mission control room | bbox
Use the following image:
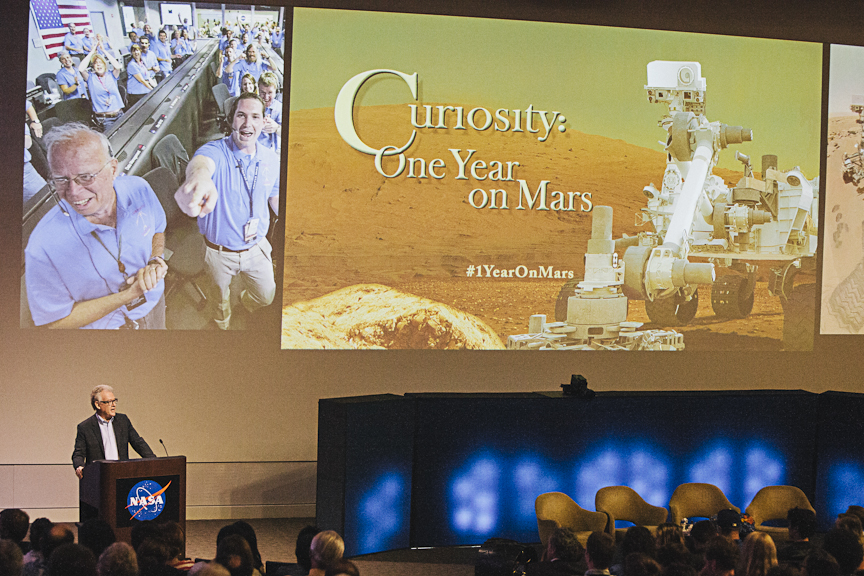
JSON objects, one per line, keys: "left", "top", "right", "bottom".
{"left": 22, "top": 1, "right": 287, "bottom": 330}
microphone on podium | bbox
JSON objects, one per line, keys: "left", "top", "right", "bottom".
{"left": 159, "top": 438, "right": 169, "bottom": 457}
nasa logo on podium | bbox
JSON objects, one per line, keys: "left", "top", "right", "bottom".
{"left": 126, "top": 479, "right": 171, "bottom": 521}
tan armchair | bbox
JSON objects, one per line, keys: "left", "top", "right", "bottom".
{"left": 745, "top": 485, "right": 815, "bottom": 543}
{"left": 596, "top": 485, "right": 668, "bottom": 536}
{"left": 669, "top": 483, "right": 739, "bottom": 525}
{"left": 536, "top": 492, "right": 609, "bottom": 548}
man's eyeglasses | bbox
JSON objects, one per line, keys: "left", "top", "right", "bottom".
{"left": 48, "top": 160, "right": 112, "bottom": 191}
{"left": 97, "top": 398, "right": 118, "bottom": 406}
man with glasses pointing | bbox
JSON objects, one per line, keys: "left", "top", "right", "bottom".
{"left": 72, "top": 385, "right": 156, "bottom": 479}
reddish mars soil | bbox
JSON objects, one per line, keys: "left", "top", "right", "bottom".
{"left": 282, "top": 104, "right": 792, "bottom": 350}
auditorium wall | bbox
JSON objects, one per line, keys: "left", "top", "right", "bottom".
{"left": 3, "top": 0, "right": 864, "bottom": 522}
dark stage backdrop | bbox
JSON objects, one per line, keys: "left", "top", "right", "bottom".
{"left": 320, "top": 391, "right": 864, "bottom": 555}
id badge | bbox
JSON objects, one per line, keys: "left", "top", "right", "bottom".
{"left": 244, "top": 218, "right": 259, "bottom": 244}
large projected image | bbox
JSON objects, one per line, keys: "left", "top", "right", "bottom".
{"left": 282, "top": 9, "right": 822, "bottom": 351}
{"left": 21, "top": 2, "right": 286, "bottom": 330}
{"left": 821, "top": 45, "right": 864, "bottom": 335}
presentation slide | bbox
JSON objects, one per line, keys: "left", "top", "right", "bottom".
{"left": 821, "top": 44, "right": 864, "bottom": 334}
{"left": 281, "top": 8, "right": 822, "bottom": 351}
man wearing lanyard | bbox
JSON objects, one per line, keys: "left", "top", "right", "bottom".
{"left": 153, "top": 29, "right": 173, "bottom": 79}
{"left": 174, "top": 93, "right": 279, "bottom": 329}
{"left": 24, "top": 123, "right": 168, "bottom": 329}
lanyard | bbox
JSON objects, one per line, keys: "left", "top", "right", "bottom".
{"left": 236, "top": 157, "right": 259, "bottom": 220}
{"left": 90, "top": 229, "right": 127, "bottom": 278}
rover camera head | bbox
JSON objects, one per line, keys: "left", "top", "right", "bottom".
{"left": 645, "top": 61, "right": 706, "bottom": 114}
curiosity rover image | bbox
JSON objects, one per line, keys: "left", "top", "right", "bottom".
{"left": 281, "top": 11, "right": 822, "bottom": 350}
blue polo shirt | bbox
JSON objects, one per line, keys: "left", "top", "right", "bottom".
{"left": 141, "top": 50, "right": 159, "bottom": 80}
{"left": 222, "top": 67, "right": 241, "bottom": 97}
{"left": 152, "top": 41, "right": 173, "bottom": 74}
{"left": 86, "top": 71, "right": 123, "bottom": 113}
{"left": 64, "top": 32, "right": 84, "bottom": 54}
{"left": 234, "top": 59, "right": 269, "bottom": 81}
{"left": 56, "top": 67, "right": 87, "bottom": 99}
{"left": 258, "top": 99, "right": 282, "bottom": 151}
{"left": 194, "top": 136, "right": 280, "bottom": 250}
{"left": 126, "top": 60, "right": 150, "bottom": 94}
{"left": 25, "top": 176, "right": 166, "bottom": 328}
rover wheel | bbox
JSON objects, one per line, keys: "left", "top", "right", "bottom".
{"left": 644, "top": 289, "right": 699, "bottom": 327}
{"left": 783, "top": 283, "right": 816, "bottom": 351}
{"left": 711, "top": 275, "right": 755, "bottom": 319}
{"left": 554, "top": 278, "right": 581, "bottom": 322}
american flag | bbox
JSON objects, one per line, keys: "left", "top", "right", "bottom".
{"left": 30, "top": 0, "right": 92, "bottom": 60}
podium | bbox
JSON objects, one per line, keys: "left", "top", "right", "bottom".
{"left": 79, "top": 456, "right": 186, "bottom": 545}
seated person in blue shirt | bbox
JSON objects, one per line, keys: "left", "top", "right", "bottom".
{"left": 240, "top": 73, "right": 257, "bottom": 96}
{"left": 79, "top": 40, "right": 125, "bottom": 132}
{"left": 180, "top": 29, "right": 195, "bottom": 54}
{"left": 232, "top": 44, "right": 277, "bottom": 82}
{"left": 220, "top": 45, "right": 242, "bottom": 97}
{"left": 238, "top": 32, "right": 250, "bottom": 53}
{"left": 93, "top": 33, "right": 117, "bottom": 60}
{"left": 24, "top": 102, "right": 47, "bottom": 205}
{"left": 56, "top": 51, "right": 88, "bottom": 100}
{"left": 81, "top": 28, "right": 94, "bottom": 52}
{"left": 270, "top": 27, "right": 283, "bottom": 50}
{"left": 218, "top": 27, "right": 234, "bottom": 58}
{"left": 174, "top": 93, "right": 280, "bottom": 330}
{"left": 126, "top": 44, "right": 154, "bottom": 107}
{"left": 138, "top": 37, "right": 159, "bottom": 84}
{"left": 257, "top": 72, "right": 282, "bottom": 151}
{"left": 63, "top": 23, "right": 86, "bottom": 58}
{"left": 127, "top": 31, "right": 139, "bottom": 52}
{"left": 153, "top": 30, "right": 173, "bottom": 79}
{"left": 25, "top": 123, "right": 168, "bottom": 329}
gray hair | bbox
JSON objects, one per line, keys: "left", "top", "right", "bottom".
{"left": 97, "top": 542, "right": 138, "bottom": 576}
{"left": 90, "top": 385, "right": 115, "bottom": 410}
{"left": 58, "top": 50, "right": 70, "bottom": 58}
{"left": 43, "top": 122, "right": 111, "bottom": 168}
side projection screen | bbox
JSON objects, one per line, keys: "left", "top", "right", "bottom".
{"left": 281, "top": 9, "right": 822, "bottom": 351}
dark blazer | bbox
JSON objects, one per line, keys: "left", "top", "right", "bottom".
{"left": 71, "top": 413, "right": 156, "bottom": 469}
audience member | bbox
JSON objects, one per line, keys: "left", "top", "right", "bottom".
{"left": 737, "top": 533, "right": 777, "bottom": 576}
{"left": 294, "top": 526, "right": 320, "bottom": 573}
{"left": 48, "top": 543, "right": 97, "bottom": 576}
{"left": 96, "top": 542, "right": 137, "bottom": 576}
{"left": 0, "top": 509, "right": 30, "bottom": 553}
{"left": 78, "top": 519, "right": 115, "bottom": 560}
{"left": 24, "top": 518, "right": 53, "bottom": 572}
{"left": 657, "top": 526, "right": 686, "bottom": 549}
{"left": 41, "top": 526, "right": 75, "bottom": 568}
{"left": 821, "top": 528, "right": 864, "bottom": 576}
{"left": 626, "top": 553, "right": 662, "bottom": 576}
{"left": 836, "top": 516, "right": 864, "bottom": 542}
{"left": 159, "top": 522, "right": 193, "bottom": 571}
{"left": 657, "top": 544, "right": 690, "bottom": 569}
{"left": 778, "top": 508, "right": 817, "bottom": 570}
{"left": 586, "top": 532, "right": 616, "bottom": 576}
{"left": 130, "top": 525, "right": 161, "bottom": 555}
{"left": 845, "top": 508, "right": 864, "bottom": 530}
{"left": 214, "top": 535, "right": 253, "bottom": 576}
{"left": 0, "top": 539, "right": 24, "bottom": 576}
{"left": 309, "top": 531, "right": 345, "bottom": 576}
{"left": 688, "top": 521, "right": 718, "bottom": 560}
{"left": 804, "top": 549, "right": 841, "bottom": 576}
{"left": 699, "top": 537, "right": 739, "bottom": 576}
{"left": 765, "top": 565, "right": 798, "bottom": 576}
{"left": 136, "top": 537, "right": 181, "bottom": 576}
{"left": 527, "top": 527, "right": 585, "bottom": 575}
{"left": 717, "top": 511, "right": 742, "bottom": 542}
{"left": 612, "top": 527, "right": 656, "bottom": 576}
{"left": 215, "top": 523, "right": 262, "bottom": 575}
{"left": 324, "top": 560, "right": 359, "bottom": 576}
